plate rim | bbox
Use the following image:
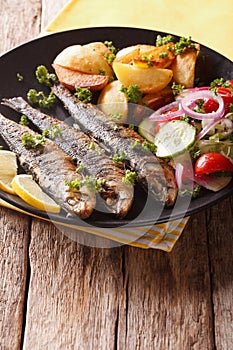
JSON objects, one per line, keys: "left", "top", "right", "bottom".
{"left": 0, "top": 26, "right": 232, "bottom": 228}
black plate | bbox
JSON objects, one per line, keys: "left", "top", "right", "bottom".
{"left": 0, "top": 27, "right": 232, "bottom": 228}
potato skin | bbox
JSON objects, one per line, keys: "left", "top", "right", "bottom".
{"left": 53, "top": 44, "right": 114, "bottom": 78}
{"left": 52, "top": 64, "right": 109, "bottom": 91}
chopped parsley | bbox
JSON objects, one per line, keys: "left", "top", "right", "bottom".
{"left": 112, "top": 150, "right": 127, "bottom": 163}
{"left": 42, "top": 124, "right": 63, "bottom": 139}
{"left": 141, "top": 54, "right": 154, "bottom": 67}
{"left": 27, "top": 89, "right": 56, "bottom": 108}
{"left": 209, "top": 78, "right": 231, "bottom": 94}
{"left": 22, "top": 133, "right": 46, "bottom": 149}
{"left": 173, "top": 36, "right": 197, "bottom": 56}
{"left": 65, "top": 176, "right": 106, "bottom": 192}
{"left": 76, "top": 163, "right": 84, "bottom": 173}
{"left": 74, "top": 87, "right": 92, "bottom": 103}
{"left": 99, "top": 69, "right": 106, "bottom": 75}
{"left": 120, "top": 85, "right": 143, "bottom": 104}
{"left": 19, "top": 115, "right": 29, "bottom": 126}
{"left": 210, "top": 78, "right": 230, "bottom": 90}
{"left": 156, "top": 34, "right": 174, "bottom": 47}
{"left": 110, "top": 113, "right": 123, "bottom": 122}
{"left": 122, "top": 170, "right": 137, "bottom": 186}
{"left": 180, "top": 115, "right": 191, "bottom": 124}
{"left": 179, "top": 185, "right": 201, "bottom": 199}
{"left": 16, "top": 73, "right": 23, "bottom": 82}
{"left": 35, "top": 65, "right": 56, "bottom": 87}
{"left": 104, "top": 41, "right": 117, "bottom": 54}
{"left": 141, "top": 141, "right": 157, "bottom": 153}
{"left": 171, "top": 82, "right": 184, "bottom": 96}
{"left": 189, "top": 144, "right": 201, "bottom": 160}
{"left": 104, "top": 52, "right": 116, "bottom": 64}
{"left": 130, "top": 139, "right": 141, "bottom": 149}
{"left": 128, "top": 124, "right": 135, "bottom": 130}
{"left": 158, "top": 51, "right": 168, "bottom": 59}
{"left": 194, "top": 99, "right": 205, "bottom": 113}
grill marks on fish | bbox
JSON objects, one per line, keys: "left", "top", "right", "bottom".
{"left": 0, "top": 113, "right": 96, "bottom": 219}
{"left": 2, "top": 97, "right": 134, "bottom": 218}
{"left": 51, "top": 84, "right": 178, "bottom": 206}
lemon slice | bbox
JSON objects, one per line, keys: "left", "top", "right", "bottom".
{"left": 11, "top": 174, "right": 60, "bottom": 213}
{"left": 0, "top": 150, "right": 18, "bottom": 194}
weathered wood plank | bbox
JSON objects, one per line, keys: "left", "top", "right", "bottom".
{"left": 0, "top": 208, "right": 30, "bottom": 350}
{"left": 0, "top": 0, "right": 41, "bottom": 53}
{"left": 120, "top": 213, "right": 215, "bottom": 350}
{"left": 0, "top": 1, "right": 41, "bottom": 349}
{"left": 23, "top": 219, "right": 124, "bottom": 350}
{"left": 23, "top": 213, "right": 216, "bottom": 350}
{"left": 207, "top": 197, "right": 233, "bottom": 350}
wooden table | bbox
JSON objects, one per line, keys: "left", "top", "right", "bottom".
{"left": 0, "top": 1, "right": 232, "bottom": 349}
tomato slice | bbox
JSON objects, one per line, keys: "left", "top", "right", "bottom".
{"left": 204, "top": 99, "right": 219, "bottom": 113}
{"left": 195, "top": 153, "right": 233, "bottom": 175}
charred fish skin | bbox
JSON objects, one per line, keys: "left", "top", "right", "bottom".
{"left": 51, "top": 84, "right": 178, "bottom": 207}
{"left": 2, "top": 97, "right": 134, "bottom": 218}
{"left": 0, "top": 113, "right": 96, "bottom": 219}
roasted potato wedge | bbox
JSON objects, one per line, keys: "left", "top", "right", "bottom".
{"left": 83, "top": 42, "right": 112, "bottom": 56}
{"left": 171, "top": 45, "right": 200, "bottom": 88}
{"left": 114, "top": 45, "right": 140, "bottom": 63}
{"left": 112, "top": 61, "right": 173, "bottom": 94}
{"left": 53, "top": 45, "right": 114, "bottom": 78}
{"left": 98, "top": 80, "right": 128, "bottom": 122}
{"left": 115, "top": 44, "right": 175, "bottom": 68}
{"left": 133, "top": 87, "right": 175, "bottom": 123}
{"left": 52, "top": 64, "right": 109, "bottom": 91}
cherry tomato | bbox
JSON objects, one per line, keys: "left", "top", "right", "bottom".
{"left": 217, "top": 87, "right": 232, "bottom": 95}
{"left": 204, "top": 99, "right": 219, "bottom": 113}
{"left": 195, "top": 153, "right": 233, "bottom": 175}
{"left": 221, "top": 95, "right": 233, "bottom": 113}
{"left": 216, "top": 86, "right": 233, "bottom": 113}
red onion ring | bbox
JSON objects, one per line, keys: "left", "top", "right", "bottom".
{"left": 181, "top": 90, "right": 225, "bottom": 120}
{"left": 175, "top": 87, "right": 210, "bottom": 100}
{"left": 196, "top": 117, "right": 223, "bottom": 140}
{"left": 194, "top": 174, "right": 232, "bottom": 192}
{"left": 149, "top": 101, "right": 184, "bottom": 121}
{"left": 175, "top": 163, "right": 184, "bottom": 190}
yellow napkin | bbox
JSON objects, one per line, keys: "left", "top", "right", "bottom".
{"left": 46, "top": 0, "right": 233, "bottom": 61}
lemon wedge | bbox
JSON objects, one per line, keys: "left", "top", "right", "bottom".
{"left": 11, "top": 174, "right": 60, "bottom": 213}
{"left": 0, "top": 150, "right": 18, "bottom": 194}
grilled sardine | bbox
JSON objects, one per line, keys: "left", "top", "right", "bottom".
{"left": 2, "top": 97, "right": 134, "bottom": 218}
{"left": 52, "top": 84, "right": 178, "bottom": 206}
{"left": 0, "top": 113, "right": 96, "bottom": 219}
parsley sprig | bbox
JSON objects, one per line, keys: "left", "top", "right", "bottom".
{"left": 74, "top": 87, "right": 92, "bottom": 103}
{"left": 35, "top": 65, "right": 57, "bottom": 87}
{"left": 27, "top": 89, "right": 56, "bottom": 108}
{"left": 120, "top": 85, "right": 143, "bottom": 104}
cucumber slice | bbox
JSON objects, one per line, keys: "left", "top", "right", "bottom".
{"left": 154, "top": 120, "right": 196, "bottom": 158}
{"left": 138, "top": 117, "right": 156, "bottom": 143}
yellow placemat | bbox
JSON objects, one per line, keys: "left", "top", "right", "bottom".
{"left": 7, "top": 0, "right": 233, "bottom": 250}
{"left": 46, "top": 0, "right": 233, "bottom": 61}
